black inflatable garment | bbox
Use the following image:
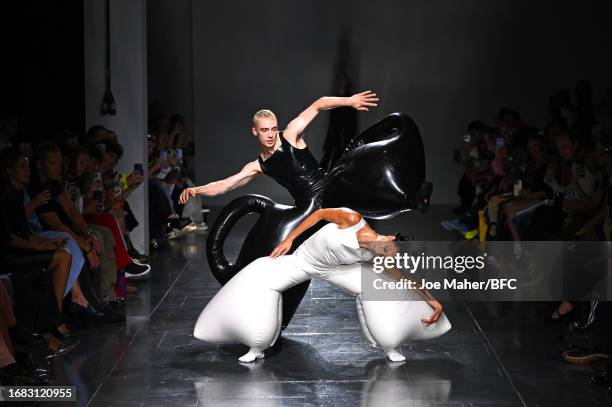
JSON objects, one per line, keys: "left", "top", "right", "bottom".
{"left": 206, "top": 113, "right": 432, "bottom": 329}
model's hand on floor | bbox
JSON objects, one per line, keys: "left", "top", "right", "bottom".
{"left": 179, "top": 187, "right": 197, "bottom": 204}
{"left": 270, "top": 239, "right": 293, "bottom": 258}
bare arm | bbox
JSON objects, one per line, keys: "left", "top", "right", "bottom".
{"left": 179, "top": 160, "right": 261, "bottom": 204}
{"left": 8, "top": 236, "right": 64, "bottom": 252}
{"left": 56, "top": 191, "right": 89, "bottom": 236}
{"left": 283, "top": 91, "right": 379, "bottom": 144}
{"left": 270, "top": 208, "right": 361, "bottom": 257}
{"left": 383, "top": 265, "right": 443, "bottom": 324}
{"left": 38, "top": 211, "right": 89, "bottom": 249}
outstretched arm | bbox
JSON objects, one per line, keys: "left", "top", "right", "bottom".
{"left": 385, "top": 266, "right": 443, "bottom": 325}
{"left": 179, "top": 160, "right": 261, "bottom": 204}
{"left": 270, "top": 208, "right": 361, "bottom": 257}
{"left": 283, "top": 91, "right": 379, "bottom": 144}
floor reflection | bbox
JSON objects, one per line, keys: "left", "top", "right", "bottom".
{"left": 185, "top": 338, "right": 456, "bottom": 406}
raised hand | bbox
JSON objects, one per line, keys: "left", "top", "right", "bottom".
{"left": 127, "top": 171, "right": 145, "bottom": 187}
{"left": 349, "top": 90, "right": 379, "bottom": 111}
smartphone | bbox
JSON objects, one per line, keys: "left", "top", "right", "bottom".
{"left": 160, "top": 150, "right": 168, "bottom": 169}
{"left": 134, "top": 163, "right": 144, "bottom": 176}
{"left": 67, "top": 182, "right": 78, "bottom": 202}
{"left": 463, "top": 134, "right": 471, "bottom": 143}
{"left": 174, "top": 148, "right": 183, "bottom": 165}
{"left": 97, "top": 143, "right": 106, "bottom": 154}
{"left": 113, "top": 181, "right": 122, "bottom": 198}
{"left": 513, "top": 179, "right": 523, "bottom": 197}
{"left": 495, "top": 137, "right": 505, "bottom": 151}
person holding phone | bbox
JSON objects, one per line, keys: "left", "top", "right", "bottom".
{"left": 120, "top": 164, "right": 145, "bottom": 201}
{"left": 73, "top": 144, "right": 150, "bottom": 293}
{"left": 0, "top": 148, "right": 78, "bottom": 351}
{"left": 28, "top": 143, "right": 101, "bottom": 267}
{"left": 14, "top": 147, "right": 110, "bottom": 322}
{"left": 26, "top": 143, "right": 131, "bottom": 318}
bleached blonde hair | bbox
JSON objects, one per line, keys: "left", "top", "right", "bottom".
{"left": 252, "top": 109, "right": 277, "bottom": 127}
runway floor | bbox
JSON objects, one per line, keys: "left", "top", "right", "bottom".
{"left": 48, "top": 206, "right": 610, "bottom": 406}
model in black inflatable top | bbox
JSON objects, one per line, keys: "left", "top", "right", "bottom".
{"left": 180, "top": 92, "right": 432, "bottom": 329}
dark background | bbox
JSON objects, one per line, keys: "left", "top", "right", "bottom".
{"left": 2, "top": 1, "right": 612, "bottom": 204}
{"left": 0, "top": 1, "right": 84, "bottom": 141}
{"left": 149, "top": 0, "right": 612, "bottom": 204}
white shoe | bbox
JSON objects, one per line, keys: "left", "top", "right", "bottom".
{"left": 238, "top": 348, "right": 265, "bottom": 363}
{"left": 386, "top": 348, "right": 406, "bottom": 362}
{"left": 124, "top": 260, "right": 151, "bottom": 279}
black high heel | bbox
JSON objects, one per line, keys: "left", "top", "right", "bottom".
{"left": 65, "top": 301, "right": 104, "bottom": 320}
{"left": 48, "top": 326, "right": 78, "bottom": 342}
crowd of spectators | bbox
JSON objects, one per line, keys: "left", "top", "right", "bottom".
{"left": 0, "top": 101, "right": 202, "bottom": 385}
{"left": 147, "top": 104, "right": 206, "bottom": 245}
{"left": 444, "top": 80, "right": 612, "bottom": 390}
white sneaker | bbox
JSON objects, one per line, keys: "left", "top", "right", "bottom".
{"left": 125, "top": 259, "right": 151, "bottom": 279}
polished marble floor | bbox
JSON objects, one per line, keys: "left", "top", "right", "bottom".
{"left": 46, "top": 206, "right": 610, "bottom": 406}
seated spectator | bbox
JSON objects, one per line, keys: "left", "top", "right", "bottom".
{"left": 147, "top": 133, "right": 189, "bottom": 244}
{"left": 453, "top": 120, "right": 486, "bottom": 215}
{"left": 62, "top": 143, "right": 149, "bottom": 301}
{"left": 85, "top": 141, "right": 149, "bottom": 277}
{"left": 27, "top": 142, "right": 116, "bottom": 318}
{"left": 502, "top": 134, "right": 550, "bottom": 242}
{"left": 0, "top": 149, "right": 76, "bottom": 353}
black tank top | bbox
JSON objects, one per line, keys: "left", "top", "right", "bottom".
{"left": 258, "top": 134, "right": 327, "bottom": 205}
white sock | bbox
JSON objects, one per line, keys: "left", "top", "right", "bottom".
{"left": 386, "top": 348, "right": 406, "bottom": 362}
{"left": 238, "top": 348, "right": 265, "bottom": 363}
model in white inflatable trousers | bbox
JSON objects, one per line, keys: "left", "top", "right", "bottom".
{"left": 193, "top": 207, "right": 451, "bottom": 362}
